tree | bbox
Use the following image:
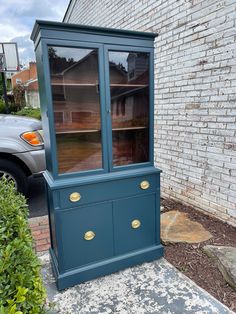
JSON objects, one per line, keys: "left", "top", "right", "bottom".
{"left": 0, "top": 74, "right": 3, "bottom": 98}
{"left": 12, "top": 84, "right": 25, "bottom": 109}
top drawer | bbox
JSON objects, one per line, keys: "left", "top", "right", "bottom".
{"left": 57, "top": 173, "right": 160, "bottom": 209}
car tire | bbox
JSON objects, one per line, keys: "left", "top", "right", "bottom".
{"left": 0, "top": 158, "right": 28, "bottom": 195}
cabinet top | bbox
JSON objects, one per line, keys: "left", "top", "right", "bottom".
{"left": 31, "top": 20, "right": 158, "bottom": 44}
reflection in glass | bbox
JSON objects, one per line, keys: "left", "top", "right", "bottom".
{"left": 48, "top": 46, "right": 102, "bottom": 174}
{"left": 109, "top": 51, "right": 150, "bottom": 166}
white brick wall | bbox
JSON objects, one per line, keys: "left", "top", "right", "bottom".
{"left": 65, "top": 0, "right": 236, "bottom": 226}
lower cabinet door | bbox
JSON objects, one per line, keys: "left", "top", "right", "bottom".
{"left": 113, "top": 194, "right": 156, "bottom": 255}
{"left": 58, "top": 202, "right": 114, "bottom": 270}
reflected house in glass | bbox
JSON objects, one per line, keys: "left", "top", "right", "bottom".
{"left": 31, "top": 20, "right": 163, "bottom": 290}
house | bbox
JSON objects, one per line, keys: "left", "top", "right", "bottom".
{"left": 11, "top": 62, "right": 40, "bottom": 108}
{"left": 63, "top": 0, "right": 236, "bottom": 226}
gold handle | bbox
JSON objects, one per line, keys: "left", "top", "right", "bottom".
{"left": 69, "top": 192, "right": 81, "bottom": 202}
{"left": 131, "top": 219, "right": 141, "bottom": 229}
{"left": 84, "top": 231, "right": 95, "bottom": 241}
{"left": 140, "top": 180, "right": 150, "bottom": 190}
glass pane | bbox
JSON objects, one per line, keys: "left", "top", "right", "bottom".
{"left": 109, "top": 51, "right": 150, "bottom": 166}
{"left": 48, "top": 46, "right": 102, "bottom": 174}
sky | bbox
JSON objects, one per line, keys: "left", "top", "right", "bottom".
{"left": 0, "top": 0, "right": 69, "bottom": 66}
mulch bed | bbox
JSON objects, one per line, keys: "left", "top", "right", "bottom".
{"left": 161, "top": 198, "right": 236, "bottom": 312}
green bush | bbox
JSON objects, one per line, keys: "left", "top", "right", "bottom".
{"left": 0, "top": 179, "right": 46, "bottom": 314}
{"left": 0, "top": 98, "right": 6, "bottom": 113}
{"left": 13, "top": 108, "right": 41, "bottom": 120}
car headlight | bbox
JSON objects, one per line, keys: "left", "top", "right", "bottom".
{"left": 20, "top": 130, "right": 44, "bottom": 146}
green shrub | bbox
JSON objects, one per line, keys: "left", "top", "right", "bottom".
{"left": 0, "top": 179, "right": 46, "bottom": 314}
{"left": 0, "top": 98, "right": 6, "bottom": 113}
{"left": 13, "top": 108, "right": 41, "bottom": 120}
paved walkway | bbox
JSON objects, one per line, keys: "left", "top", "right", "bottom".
{"left": 39, "top": 252, "right": 233, "bottom": 314}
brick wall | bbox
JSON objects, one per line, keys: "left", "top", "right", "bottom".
{"left": 64, "top": 0, "right": 236, "bottom": 226}
{"left": 12, "top": 62, "right": 37, "bottom": 88}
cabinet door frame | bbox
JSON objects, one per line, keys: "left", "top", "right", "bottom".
{"left": 41, "top": 39, "right": 109, "bottom": 179}
{"left": 103, "top": 44, "right": 154, "bottom": 172}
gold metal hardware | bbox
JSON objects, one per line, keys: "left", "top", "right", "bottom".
{"left": 69, "top": 192, "right": 81, "bottom": 202}
{"left": 84, "top": 231, "right": 95, "bottom": 241}
{"left": 140, "top": 180, "right": 150, "bottom": 190}
{"left": 131, "top": 219, "right": 141, "bottom": 229}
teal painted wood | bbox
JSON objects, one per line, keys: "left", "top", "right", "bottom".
{"left": 103, "top": 44, "right": 155, "bottom": 172}
{"left": 50, "top": 244, "right": 164, "bottom": 291}
{"left": 41, "top": 39, "right": 109, "bottom": 179}
{"left": 56, "top": 202, "right": 114, "bottom": 271}
{"left": 113, "top": 194, "right": 156, "bottom": 255}
{"left": 35, "top": 42, "right": 53, "bottom": 174}
{"left": 31, "top": 20, "right": 163, "bottom": 290}
{"left": 43, "top": 166, "right": 161, "bottom": 190}
{"left": 31, "top": 20, "right": 158, "bottom": 50}
{"left": 58, "top": 173, "right": 158, "bottom": 209}
{"left": 155, "top": 189, "right": 161, "bottom": 245}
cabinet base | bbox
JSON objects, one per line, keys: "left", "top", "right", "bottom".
{"left": 50, "top": 245, "right": 164, "bottom": 290}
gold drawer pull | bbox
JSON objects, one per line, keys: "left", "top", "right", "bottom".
{"left": 84, "top": 231, "right": 95, "bottom": 241}
{"left": 140, "top": 180, "right": 150, "bottom": 190}
{"left": 69, "top": 192, "right": 81, "bottom": 202}
{"left": 131, "top": 219, "right": 141, "bottom": 229}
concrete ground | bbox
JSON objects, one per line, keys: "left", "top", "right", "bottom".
{"left": 39, "top": 253, "right": 234, "bottom": 314}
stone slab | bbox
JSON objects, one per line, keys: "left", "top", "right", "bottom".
{"left": 203, "top": 245, "right": 236, "bottom": 290}
{"left": 39, "top": 252, "right": 233, "bottom": 314}
{"left": 161, "top": 211, "right": 212, "bottom": 244}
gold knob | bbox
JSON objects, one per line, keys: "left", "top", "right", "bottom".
{"left": 131, "top": 219, "right": 141, "bottom": 229}
{"left": 69, "top": 192, "right": 81, "bottom": 202}
{"left": 84, "top": 231, "right": 95, "bottom": 241}
{"left": 140, "top": 180, "right": 150, "bottom": 190}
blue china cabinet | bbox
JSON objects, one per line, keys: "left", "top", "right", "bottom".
{"left": 31, "top": 20, "right": 163, "bottom": 290}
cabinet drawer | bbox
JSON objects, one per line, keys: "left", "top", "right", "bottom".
{"left": 113, "top": 194, "right": 156, "bottom": 255}
{"left": 57, "top": 202, "right": 113, "bottom": 271}
{"left": 58, "top": 174, "right": 159, "bottom": 209}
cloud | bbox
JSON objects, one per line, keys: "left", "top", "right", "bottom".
{"left": 10, "top": 35, "right": 35, "bottom": 65}
{"left": 0, "top": 0, "right": 69, "bottom": 65}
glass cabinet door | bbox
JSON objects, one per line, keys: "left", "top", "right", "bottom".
{"left": 48, "top": 46, "right": 103, "bottom": 174}
{"left": 108, "top": 51, "right": 150, "bottom": 167}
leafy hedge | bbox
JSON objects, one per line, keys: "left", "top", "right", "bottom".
{"left": 13, "top": 108, "right": 41, "bottom": 120}
{"left": 0, "top": 179, "right": 46, "bottom": 314}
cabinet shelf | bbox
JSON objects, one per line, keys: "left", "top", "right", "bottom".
{"left": 51, "top": 82, "right": 148, "bottom": 88}
{"left": 51, "top": 82, "right": 97, "bottom": 86}
{"left": 56, "top": 129, "right": 101, "bottom": 134}
{"left": 112, "top": 126, "right": 147, "bottom": 131}
{"left": 56, "top": 127, "right": 147, "bottom": 134}
{"left": 110, "top": 84, "right": 148, "bottom": 87}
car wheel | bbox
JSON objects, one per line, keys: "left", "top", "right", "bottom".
{"left": 0, "top": 158, "right": 28, "bottom": 195}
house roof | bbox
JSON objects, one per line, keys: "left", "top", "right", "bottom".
{"left": 63, "top": 0, "right": 76, "bottom": 23}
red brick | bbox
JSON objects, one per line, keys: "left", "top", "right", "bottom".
{"left": 34, "top": 232, "right": 50, "bottom": 241}
{"left": 30, "top": 225, "right": 48, "bottom": 231}
{"left": 36, "top": 239, "right": 48, "bottom": 246}
{"left": 31, "top": 230, "right": 41, "bottom": 236}
{"left": 39, "top": 219, "right": 49, "bottom": 226}
{"left": 36, "top": 244, "right": 50, "bottom": 252}
{"left": 41, "top": 228, "right": 50, "bottom": 234}
{"left": 29, "top": 222, "right": 40, "bottom": 228}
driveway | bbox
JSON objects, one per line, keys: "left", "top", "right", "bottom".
{"left": 28, "top": 175, "right": 48, "bottom": 218}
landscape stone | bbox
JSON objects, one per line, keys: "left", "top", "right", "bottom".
{"left": 203, "top": 245, "right": 236, "bottom": 290}
{"left": 161, "top": 210, "right": 212, "bottom": 244}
